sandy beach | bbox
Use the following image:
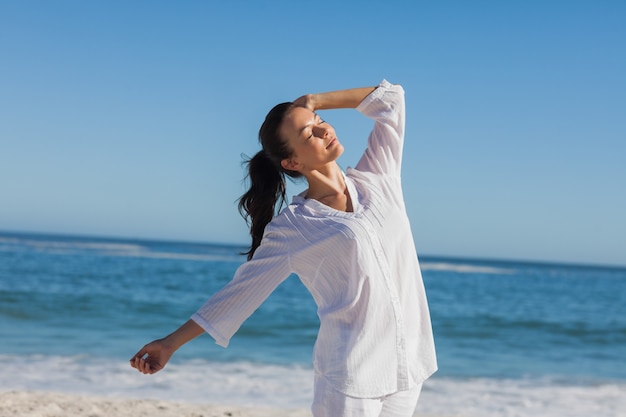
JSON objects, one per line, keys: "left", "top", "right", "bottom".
{"left": 0, "top": 391, "right": 311, "bottom": 417}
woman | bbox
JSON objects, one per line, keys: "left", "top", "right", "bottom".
{"left": 130, "top": 80, "right": 437, "bottom": 417}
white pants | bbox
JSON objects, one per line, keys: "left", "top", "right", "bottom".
{"left": 311, "top": 375, "right": 422, "bottom": 417}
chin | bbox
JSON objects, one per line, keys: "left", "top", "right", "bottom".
{"left": 334, "top": 143, "right": 345, "bottom": 158}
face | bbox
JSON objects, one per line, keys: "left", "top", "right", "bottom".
{"left": 278, "top": 107, "right": 344, "bottom": 173}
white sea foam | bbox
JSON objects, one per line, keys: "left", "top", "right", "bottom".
{"left": 0, "top": 236, "right": 144, "bottom": 254}
{"left": 1, "top": 355, "right": 624, "bottom": 416}
{"left": 0, "top": 236, "right": 243, "bottom": 262}
{"left": 0, "top": 355, "right": 312, "bottom": 408}
{"left": 420, "top": 262, "right": 513, "bottom": 274}
{"left": 417, "top": 377, "right": 626, "bottom": 417}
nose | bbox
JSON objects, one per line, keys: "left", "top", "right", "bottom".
{"left": 313, "top": 125, "right": 331, "bottom": 138}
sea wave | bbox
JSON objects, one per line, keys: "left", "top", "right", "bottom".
{"left": 0, "top": 354, "right": 312, "bottom": 408}
{"left": 420, "top": 261, "right": 513, "bottom": 274}
{"left": 418, "top": 376, "right": 626, "bottom": 417}
{"left": 0, "top": 235, "right": 244, "bottom": 263}
{"left": 1, "top": 354, "right": 624, "bottom": 416}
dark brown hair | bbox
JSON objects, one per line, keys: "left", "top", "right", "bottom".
{"left": 238, "top": 102, "right": 302, "bottom": 260}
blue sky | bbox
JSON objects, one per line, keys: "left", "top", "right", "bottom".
{"left": 1, "top": 1, "right": 624, "bottom": 266}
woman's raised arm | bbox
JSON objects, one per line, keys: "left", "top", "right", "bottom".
{"left": 293, "top": 86, "right": 377, "bottom": 111}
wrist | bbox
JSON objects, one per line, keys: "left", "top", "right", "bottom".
{"left": 306, "top": 93, "right": 319, "bottom": 111}
{"left": 165, "top": 319, "right": 203, "bottom": 349}
{"left": 162, "top": 334, "right": 182, "bottom": 352}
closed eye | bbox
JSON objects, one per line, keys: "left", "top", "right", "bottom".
{"left": 304, "top": 115, "right": 326, "bottom": 141}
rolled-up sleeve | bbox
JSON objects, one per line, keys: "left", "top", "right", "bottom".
{"left": 355, "top": 80, "right": 406, "bottom": 177}
{"left": 191, "top": 227, "right": 292, "bottom": 347}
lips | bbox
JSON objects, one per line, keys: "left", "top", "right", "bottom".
{"left": 326, "top": 138, "right": 337, "bottom": 149}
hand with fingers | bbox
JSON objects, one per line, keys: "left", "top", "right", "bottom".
{"left": 292, "top": 94, "right": 316, "bottom": 111}
{"left": 130, "top": 319, "right": 203, "bottom": 374}
{"left": 130, "top": 339, "right": 175, "bottom": 375}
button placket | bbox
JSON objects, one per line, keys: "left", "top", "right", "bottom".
{"left": 361, "top": 213, "right": 409, "bottom": 387}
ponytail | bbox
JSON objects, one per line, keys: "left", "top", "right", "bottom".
{"left": 238, "top": 151, "right": 287, "bottom": 260}
{"left": 238, "top": 102, "right": 301, "bottom": 260}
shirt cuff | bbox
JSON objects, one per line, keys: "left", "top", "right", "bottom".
{"left": 191, "top": 313, "right": 230, "bottom": 348}
{"left": 356, "top": 79, "right": 395, "bottom": 113}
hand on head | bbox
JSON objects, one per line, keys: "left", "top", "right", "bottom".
{"left": 292, "top": 94, "right": 316, "bottom": 111}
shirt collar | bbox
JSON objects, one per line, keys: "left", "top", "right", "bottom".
{"left": 291, "top": 172, "right": 362, "bottom": 216}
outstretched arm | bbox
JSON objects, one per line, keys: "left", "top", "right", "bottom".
{"left": 130, "top": 319, "right": 203, "bottom": 374}
{"left": 293, "top": 86, "right": 377, "bottom": 111}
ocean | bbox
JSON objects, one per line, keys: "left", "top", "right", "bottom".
{"left": 0, "top": 231, "right": 624, "bottom": 416}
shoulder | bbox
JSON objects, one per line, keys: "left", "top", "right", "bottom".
{"left": 264, "top": 210, "right": 292, "bottom": 235}
{"left": 264, "top": 202, "right": 307, "bottom": 237}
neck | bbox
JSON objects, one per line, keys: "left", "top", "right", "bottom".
{"left": 303, "top": 162, "right": 345, "bottom": 200}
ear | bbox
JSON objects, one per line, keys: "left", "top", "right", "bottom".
{"left": 281, "top": 157, "right": 301, "bottom": 172}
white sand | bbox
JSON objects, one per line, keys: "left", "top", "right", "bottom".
{"left": 0, "top": 391, "right": 311, "bottom": 417}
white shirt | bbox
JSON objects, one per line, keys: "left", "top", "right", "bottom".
{"left": 192, "top": 80, "right": 437, "bottom": 398}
